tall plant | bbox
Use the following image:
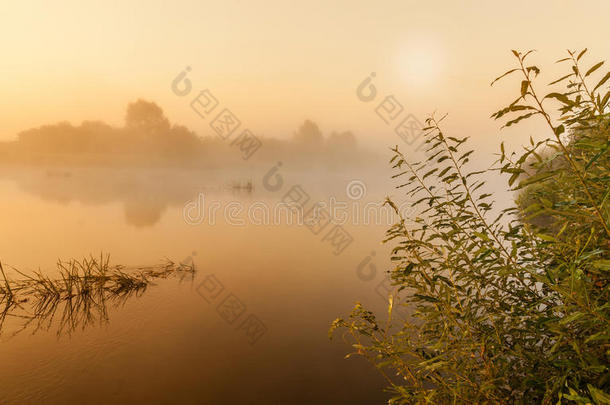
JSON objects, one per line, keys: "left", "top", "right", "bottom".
{"left": 331, "top": 50, "right": 610, "bottom": 404}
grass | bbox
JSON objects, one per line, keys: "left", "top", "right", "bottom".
{"left": 0, "top": 255, "right": 195, "bottom": 337}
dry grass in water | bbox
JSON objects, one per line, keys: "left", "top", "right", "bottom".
{"left": 0, "top": 255, "right": 195, "bottom": 337}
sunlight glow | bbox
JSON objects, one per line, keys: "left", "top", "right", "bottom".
{"left": 396, "top": 39, "right": 445, "bottom": 86}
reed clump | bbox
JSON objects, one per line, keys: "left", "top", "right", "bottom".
{"left": 0, "top": 255, "right": 195, "bottom": 336}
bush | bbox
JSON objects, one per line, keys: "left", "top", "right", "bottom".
{"left": 331, "top": 49, "right": 610, "bottom": 404}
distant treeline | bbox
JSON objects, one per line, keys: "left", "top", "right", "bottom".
{"left": 0, "top": 100, "right": 374, "bottom": 168}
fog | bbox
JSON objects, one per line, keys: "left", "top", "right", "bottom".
{"left": 0, "top": 99, "right": 379, "bottom": 170}
{"left": 1, "top": 1, "right": 608, "bottom": 403}
{"left": 0, "top": 99, "right": 394, "bottom": 229}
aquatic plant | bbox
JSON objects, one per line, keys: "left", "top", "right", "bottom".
{"left": 0, "top": 255, "right": 195, "bottom": 337}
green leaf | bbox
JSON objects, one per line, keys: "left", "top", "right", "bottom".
{"left": 545, "top": 92, "right": 573, "bottom": 105}
{"left": 414, "top": 294, "right": 439, "bottom": 303}
{"left": 526, "top": 65, "right": 540, "bottom": 76}
{"left": 549, "top": 73, "right": 574, "bottom": 85}
{"left": 601, "top": 91, "right": 610, "bottom": 108}
{"left": 585, "top": 61, "right": 605, "bottom": 77}
{"left": 491, "top": 68, "right": 519, "bottom": 86}
{"left": 474, "top": 232, "right": 490, "bottom": 241}
{"left": 585, "top": 145, "right": 608, "bottom": 169}
{"left": 588, "top": 385, "right": 610, "bottom": 405}
{"left": 520, "top": 80, "right": 529, "bottom": 97}
{"left": 508, "top": 172, "right": 520, "bottom": 187}
{"left": 593, "top": 71, "right": 610, "bottom": 92}
{"left": 592, "top": 260, "right": 610, "bottom": 271}
{"left": 517, "top": 171, "right": 556, "bottom": 188}
{"left": 585, "top": 332, "right": 610, "bottom": 344}
{"left": 559, "top": 312, "right": 584, "bottom": 325}
{"left": 504, "top": 112, "right": 536, "bottom": 127}
{"left": 424, "top": 360, "right": 449, "bottom": 371}
{"left": 554, "top": 125, "right": 565, "bottom": 136}
{"left": 423, "top": 168, "right": 439, "bottom": 179}
{"left": 577, "top": 48, "right": 587, "bottom": 61}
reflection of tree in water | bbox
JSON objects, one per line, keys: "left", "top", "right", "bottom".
{"left": 7, "top": 169, "right": 195, "bottom": 227}
{"left": 123, "top": 198, "right": 166, "bottom": 227}
{"left": 0, "top": 256, "right": 195, "bottom": 338}
{"left": 4, "top": 168, "right": 254, "bottom": 227}
{"left": 0, "top": 99, "right": 376, "bottom": 227}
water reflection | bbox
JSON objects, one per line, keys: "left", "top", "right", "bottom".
{"left": 0, "top": 165, "right": 394, "bottom": 404}
{"left": 0, "top": 168, "right": 257, "bottom": 227}
{"left": 0, "top": 257, "right": 195, "bottom": 338}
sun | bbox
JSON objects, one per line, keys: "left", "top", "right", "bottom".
{"left": 396, "top": 39, "right": 445, "bottom": 86}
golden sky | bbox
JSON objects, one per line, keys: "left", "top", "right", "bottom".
{"left": 1, "top": 0, "right": 609, "bottom": 151}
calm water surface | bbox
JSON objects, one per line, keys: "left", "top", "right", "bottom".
{"left": 0, "top": 167, "right": 399, "bottom": 404}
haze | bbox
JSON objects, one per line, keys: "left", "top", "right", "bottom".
{"left": 2, "top": 0, "right": 609, "bottom": 153}
{"left": 1, "top": 2, "right": 609, "bottom": 404}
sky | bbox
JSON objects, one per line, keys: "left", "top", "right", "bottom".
{"left": 1, "top": 0, "right": 609, "bottom": 153}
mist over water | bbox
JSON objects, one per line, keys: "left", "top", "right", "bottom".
{"left": 0, "top": 85, "right": 518, "bottom": 404}
{"left": 3, "top": 1, "right": 607, "bottom": 403}
{"left": 0, "top": 105, "right": 400, "bottom": 403}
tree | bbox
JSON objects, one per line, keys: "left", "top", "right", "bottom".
{"left": 331, "top": 49, "right": 610, "bottom": 404}
{"left": 124, "top": 99, "right": 170, "bottom": 134}
{"left": 293, "top": 119, "right": 324, "bottom": 149}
